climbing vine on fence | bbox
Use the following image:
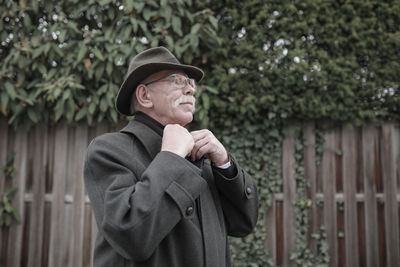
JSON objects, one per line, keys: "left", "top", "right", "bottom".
{"left": 0, "top": 153, "right": 20, "bottom": 227}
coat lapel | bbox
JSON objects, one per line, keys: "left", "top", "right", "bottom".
{"left": 119, "top": 120, "right": 162, "bottom": 159}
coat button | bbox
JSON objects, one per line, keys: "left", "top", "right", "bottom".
{"left": 186, "top": 206, "right": 194, "bottom": 216}
{"left": 246, "top": 187, "right": 252, "bottom": 194}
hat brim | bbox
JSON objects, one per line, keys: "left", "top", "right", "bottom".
{"left": 116, "top": 62, "right": 204, "bottom": 116}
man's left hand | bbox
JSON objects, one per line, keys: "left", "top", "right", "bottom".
{"left": 190, "top": 129, "right": 229, "bottom": 166}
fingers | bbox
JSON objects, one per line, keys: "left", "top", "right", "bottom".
{"left": 190, "top": 129, "right": 228, "bottom": 165}
{"left": 190, "top": 135, "right": 213, "bottom": 161}
{"left": 190, "top": 129, "right": 210, "bottom": 142}
{"left": 190, "top": 130, "right": 212, "bottom": 161}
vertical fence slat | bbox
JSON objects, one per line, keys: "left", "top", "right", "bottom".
{"left": 381, "top": 124, "right": 400, "bottom": 266}
{"left": 362, "top": 125, "right": 379, "bottom": 267}
{"left": 0, "top": 117, "right": 8, "bottom": 199}
{"left": 69, "top": 125, "right": 88, "bottom": 267}
{"left": 48, "top": 124, "right": 68, "bottom": 267}
{"left": 321, "top": 129, "right": 338, "bottom": 267}
{"left": 27, "top": 125, "right": 48, "bottom": 267}
{"left": 282, "top": 128, "right": 296, "bottom": 267}
{"left": 0, "top": 118, "right": 8, "bottom": 266}
{"left": 265, "top": 201, "right": 277, "bottom": 264}
{"left": 303, "top": 122, "right": 317, "bottom": 250}
{"left": 342, "top": 126, "right": 360, "bottom": 267}
{"left": 7, "top": 127, "right": 28, "bottom": 267}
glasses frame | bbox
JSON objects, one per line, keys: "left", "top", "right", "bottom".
{"left": 144, "top": 73, "right": 196, "bottom": 89}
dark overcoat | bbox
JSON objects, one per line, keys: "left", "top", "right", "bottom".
{"left": 83, "top": 119, "right": 259, "bottom": 267}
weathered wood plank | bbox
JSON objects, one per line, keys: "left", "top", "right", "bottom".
{"left": 265, "top": 200, "right": 277, "bottom": 264}
{"left": 27, "top": 125, "right": 48, "bottom": 267}
{"left": 69, "top": 125, "right": 88, "bottom": 267}
{"left": 7, "top": 127, "right": 28, "bottom": 267}
{"left": 0, "top": 117, "right": 8, "bottom": 198}
{"left": 321, "top": 129, "right": 338, "bottom": 267}
{"left": 48, "top": 124, "right": 69, "bottom": 267}
{"left": 362, "top": 125, "right": 379, "bottom": 267}
{"left": 381, "top": 124, "right": 400, "bottom": 266}
{"left": 303, "top": 122, "right": 317, "bottom": 251}
{"left": 282, "top": 127, "right": 296, "bottom": 267}
{"left": 342, "top": 125, "right": 359, "bottom": 267}
{"left": 0, "top": 117, "right": 9, "bottom": 265}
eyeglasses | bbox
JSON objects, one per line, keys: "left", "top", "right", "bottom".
{"left": 144, "top": 73, "right": 196, "bottom": 89}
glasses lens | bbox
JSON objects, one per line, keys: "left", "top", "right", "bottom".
{"left": 174, "top": 75, "right": 186, "bottom": 87}
{"left": 172, "top": 75, "right": 196, "bottom": 89}
{"left": 189, "top": 79, "right": 196, "bottom": 89}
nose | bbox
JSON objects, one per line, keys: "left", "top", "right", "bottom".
{"left": 183, "top": 84, "right": 196, "bottom": 95}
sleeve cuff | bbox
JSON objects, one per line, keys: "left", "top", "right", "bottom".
{"left": 215, "top": 160, "right": 231, "bottom": 169}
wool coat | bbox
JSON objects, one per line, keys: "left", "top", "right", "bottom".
{"left": 83, "top": 118, "right": 259, "bottom": 267}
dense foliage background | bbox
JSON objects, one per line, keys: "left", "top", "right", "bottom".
{"left": 1, "top": 0, "right": 399, "bottom": 266}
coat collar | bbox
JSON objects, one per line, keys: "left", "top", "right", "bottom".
{"left": 120, "top": 119, "right": 162, "bottom": 159}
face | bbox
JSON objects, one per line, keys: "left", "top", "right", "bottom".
{"left": 143, "top": 69, "right": 197, "bottom": 126}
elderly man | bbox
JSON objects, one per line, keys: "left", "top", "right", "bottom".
{"left": 84, "top": 47, "right": 258, "bottom": 267}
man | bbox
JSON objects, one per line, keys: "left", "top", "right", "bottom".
{"left": 84, "top": 47, "right": 258, "bottom": 267}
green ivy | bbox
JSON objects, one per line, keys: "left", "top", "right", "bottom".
{"left": 0, "top": 153, "right": 20, "bottom": 227}
{"left": 290, "top": 126, "right": 329, "bottom": 266}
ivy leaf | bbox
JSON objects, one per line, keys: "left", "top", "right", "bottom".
{"left": 209, "top": 16, "right": 218, "bottom": 29}
{"left": 110, "top": 109, "right": 118, "bottom": 122}
{"left": 27, "top": 108, "right": 39, "bottom": 123}
{"left": 172, "top": 16, "right": 182, "bottom": 36}
{"left": 165, "top": 36, "right": 174, "bottom": 48}
{"left": 133, "top": 2, "right": 145, "bottom": 13}
{"left": 201, "top": 93, "right": 210, "bottom": 110}
{"left": 75, "top": 107, "right": 87, "bottom": 121}
{"left": 106, "top": 61, "right": 113, "bottom": 76}
{"left": 92, "top": 48, "right": 105, "bottom": 61}
{"left": 12, "top": 209, "right": 21, "bottom": 223}
{"left": 100, "top": 97, "right": 108, "bottom": 112}
{"left": 32, "top": 46, "right": 44, "bottom": 59}
{"left": 143, "top": 8, "right": 153, "bottom": 21}
{"left": 4, "top": 82, "right": 17, "bottom": 100}
{"left": 77, "top": 44, "right": 86, "bottom": 62}
{"left": 189, "top": 34, "right": 199, "bottom": 49}
{"left": 191, "top": 23, "right": 201, "bottom": 34}
{"left": 89, "top": 102, "right": 96, "bottom": 115}
{"left": 0, "top": 92, "right": 9, "bottom": 113}
{"left": 205, "top": 86, "right": 219, "bottom": 94}
{"left": 99, "top": 0, "right": 113, "bottom": 6}
{"left": 125, "top": 0, "right": 134, "bottom": 12}
{"left": 5, "top": 188, "right": 17, "bottom": 199}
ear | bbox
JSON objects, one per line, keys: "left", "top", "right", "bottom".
{"left": 135, "top": 84, "right": 153, "bottom": 108}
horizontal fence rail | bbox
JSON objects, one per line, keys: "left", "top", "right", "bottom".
{"left": 0, "top": 118, "right": 399, "bottom": 267}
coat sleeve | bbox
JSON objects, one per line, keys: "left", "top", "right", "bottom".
{"left": 84, "top": 134, "right": 207, "bottom": 261}
{"left": 212, "top": 154, "right": 259, "bottom": 237}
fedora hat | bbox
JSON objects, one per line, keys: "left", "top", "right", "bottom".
{"left": 115, "top": 46, "right": 204, "bottom": 115}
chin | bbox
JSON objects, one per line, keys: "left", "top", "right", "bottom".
{"left": 176, "top": 113, "right": 193, "bottom": 126}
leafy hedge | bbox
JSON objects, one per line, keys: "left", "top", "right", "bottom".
{"left": 194, "top": 0, "right": 400, "bottom": 129}
{"left": 1, "top": 0, "right": 400, "bottom": 266}
{"left": 0, "top": 0, "right": 218, "bottom": 125}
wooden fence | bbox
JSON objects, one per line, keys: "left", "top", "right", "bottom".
{"left": 0, "top": 118, "right": 399, "bottom": 267}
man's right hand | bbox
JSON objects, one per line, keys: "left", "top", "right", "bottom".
{"left": 161, "top": 124, "right": 194, "bottom": 158}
